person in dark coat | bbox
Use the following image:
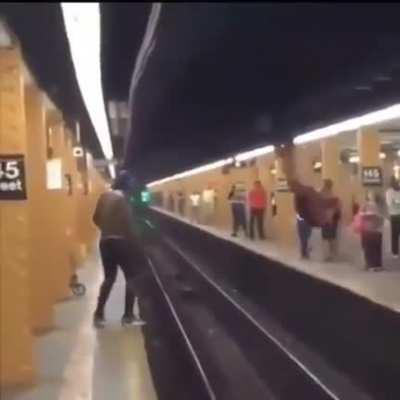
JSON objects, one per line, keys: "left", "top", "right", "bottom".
{"left": 92, "top": 171, "right": 146, "bottom": 328}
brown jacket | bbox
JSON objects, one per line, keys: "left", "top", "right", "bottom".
{"left": 93, "top": 190, "right": 139, "bottom": 244}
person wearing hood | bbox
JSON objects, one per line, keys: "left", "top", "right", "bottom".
{"left": 92, "top": 171, "right": 146, "bottom": 328}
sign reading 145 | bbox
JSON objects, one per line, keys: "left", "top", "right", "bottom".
{"left": 362, "top": 166, "right": 382, "bottom": 186}
{"left": 0, "top": 160, "right": 20, "bottom": 180}
{"left": 363, "top": 168, "right": 380, "bottom": 179}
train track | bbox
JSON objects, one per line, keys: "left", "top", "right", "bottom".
{"left": 147, "top": 254, "right": 217, "bottom": 400}
{"left": 144, "top": 219, "right": 364, "bottom": 400}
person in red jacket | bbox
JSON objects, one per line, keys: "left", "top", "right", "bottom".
{"left": 249, "top": 180, "right": 267, "bottom": 240}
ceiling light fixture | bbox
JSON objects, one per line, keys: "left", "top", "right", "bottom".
{"left": 147, "top": 158, "right": 234, "bottom": 188}
{"left": 235, "top": 145, "right": 275, "bottom": 162}
{"left": 61, "top": 3, "right": 115, "bottom": 179}
{"left": 294, "top": 104, "right": 400, "bottom": 145}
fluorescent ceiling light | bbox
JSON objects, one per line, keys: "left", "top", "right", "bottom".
{"left": 235, "top": 145, "right": 275, "bottom": 162}
{"left": 294, "top": 104, "right": 400, "bottom": 145}
{"left": 147, "top": 158, "right": 233, "bottom": 188}
{"left": 61, "top": 3, "right": 114, "bottom": 178}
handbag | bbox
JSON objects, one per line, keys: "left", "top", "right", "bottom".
{"left": 351, "top": 212, "right": 363, "bottom": 235}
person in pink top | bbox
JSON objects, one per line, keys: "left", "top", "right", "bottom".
{"left": 249, "top": 180, "right": 267, "bottom": 240}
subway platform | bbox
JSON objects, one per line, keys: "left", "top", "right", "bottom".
{"left": 152, "top": 206, "right": 400, "bottom": 313}
{"left": 0, "top": 249, "right": 157, "bottom": 400}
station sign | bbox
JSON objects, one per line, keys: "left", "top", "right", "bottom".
{"left": 276, "top": 177, "right": 290, "bottom": 192}
{"left": 0, "top": 154, "right": 27, "bottom": 200}
{"left": 361, "top": 166, "right": 382, "bottom": 186}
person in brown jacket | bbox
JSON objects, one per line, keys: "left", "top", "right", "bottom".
{"left": 92, "top": 171, "right": 146, "bottom": 328}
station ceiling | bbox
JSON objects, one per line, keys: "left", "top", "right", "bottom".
{"left": 2, "top": 3, "right": 400, "bottom": 182}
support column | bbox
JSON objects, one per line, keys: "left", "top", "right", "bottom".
{"left": 274, "top": 157, "right": 296, "bottom": 246}
{"left": 46, "top": 114, "right": 71, "bottom": 300}
{"left": 321, "top": 137, "right": 339, "bottom": 184}
{"left": 257, "top": 156, "right": 275, "bottom": 238}
{"left": 0, "top": 47, "right": 35, "bottom": 385}
{"left": 63, "top": 131, "right": 75, "bottom": 266}
{"left": 357, "top": 126, "right": 382, "bottom": 198}
{"left": 25, "top": 85, "right": 54, "bottom": 332}
{"left": 67, "top": 132, "right": 84, "bottom": 267}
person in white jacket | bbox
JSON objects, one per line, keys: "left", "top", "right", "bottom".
{"left": 386, "top": 176, "right": 400, "bottom": 258}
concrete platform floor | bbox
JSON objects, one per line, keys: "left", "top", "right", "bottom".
{"left": 1, "top": 249, "right": 157, "bottom": 400}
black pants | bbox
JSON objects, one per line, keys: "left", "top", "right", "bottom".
{"left": 95, "top": 238, "right": 144, "bottom": 318}
{"left": 297, "top": 218, "right": 312, "bottom": 258}
{"left": 390, "top": 215, "right": 400, "bottom": 256}
{"left": 361, "top": 231, "right": 382, "bottom": 269}
{"left": 231, "top": 203, "right": 247, "bottom": 235}
{"left": 250, "top": 208, "right": 265, "bottom": 239}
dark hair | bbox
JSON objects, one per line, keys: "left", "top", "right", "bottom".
{"left": 112, "top": 170, "right": 132, "bottom": 192}
{"left": 322, "top": 178, "right": 333, "bottom": 191}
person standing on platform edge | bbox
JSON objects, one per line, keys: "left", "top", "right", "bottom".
{"left": 296, "top": 210, "right": 312, "bottom": 259}
{"left": 386, "top": 176, "right": 400, "bottom": 258}
{"left": 228, "top": 184, "right": 248, "bottom": 237}
{"left": 359, "top": 191, "right": 385, "bottom": 271}
{"left": 92, "top": 171, "right": 147, "bottom": 328}
{"left": 249, "top": 180, "right": 267, "bottom": 240}
{"left": 320, "top": 179, "right": 341, "bottom": 262}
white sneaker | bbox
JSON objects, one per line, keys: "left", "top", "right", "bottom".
{"left": 121, "top": 315, "right": 146, "bottom": 327}
{"left": 93, "top": 315, "right": 106, "bottom": 329}
{"left": 132, "top": 317, "right": 146, "bottom": 327}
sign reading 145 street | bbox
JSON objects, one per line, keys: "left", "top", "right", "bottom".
{"left": 0, "top": 155, "right": 27, "bottom": 200}
{"left": 361, "top": 166, "right": 383, "bottom": 187}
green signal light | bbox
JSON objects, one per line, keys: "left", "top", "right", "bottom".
{"left": 141, "top": 190, "right": 151, "bottom": 203}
